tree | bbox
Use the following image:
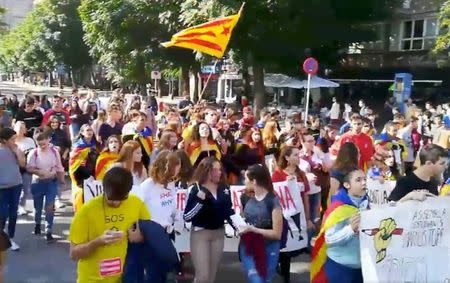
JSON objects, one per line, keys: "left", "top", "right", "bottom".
{"left": 0, "top": 0, "right": 91, "bottom": 86}
{"left": 179, "top": 0, "right": 399, "bottom": 112}
{"left": 434, "top": 0, "right": 450, "bottom": 66}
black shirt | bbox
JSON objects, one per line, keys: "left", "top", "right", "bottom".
{"left": 388, "top": 173, "right": 439, "bottom": 202}
{"left": 178, "top": 99, "right": 193, "bottom": 117}
{"left": 15, "top": 109, "right": 43, "bottom": 131}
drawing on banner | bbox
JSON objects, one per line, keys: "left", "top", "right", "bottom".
{"left": 362, "top": 218, "right": 403, "bottom": 263}
{"left": 360, "top": 198, "right": 450, "bottom": 283}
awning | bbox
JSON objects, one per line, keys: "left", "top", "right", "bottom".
{"left": 298, "top": 76, "right": 339, "bottom": 88}
{"left": 263, "top": 73, "right": 304, "bottom": 89}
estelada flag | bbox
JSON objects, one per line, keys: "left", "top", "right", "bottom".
{"left": 95, "top": 151, "right": 119, "bottom": 181}
{"left": 162, "top": 6, "right": 243, "bottom": 58}
{"left": 310, "top": 190, "right": 359, "bottom": 283}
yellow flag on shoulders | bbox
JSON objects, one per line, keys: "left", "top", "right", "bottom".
{"left": 162, "top": 6, "right": 243, "bottom": 58}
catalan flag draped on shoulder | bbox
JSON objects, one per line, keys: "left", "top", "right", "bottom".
{"left": 95, "top": 151, "right": 119, "bottom": 181}
{"left": 187, "top": 140, "right": 221, "bottom": 167}
{"left": 310, "top": 189, "right": 361, "bottom": 283}
{"left": 69, "top": 138, "right": 98, "bottom": 212}
{"left": 162, "top": 4, "right": 243, "bottom": 58}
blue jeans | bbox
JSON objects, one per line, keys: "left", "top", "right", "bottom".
{"left": 324, "top": 257, "right": 363, "bottom": 283}
{"left": 20, "top": 173, "right": 32, "bottom": 207}
{"left": 239, "top": 240, "right": 280, "bottom": 283}
{"left": 0, "top": 185, "right": 22, "bottom": 239}
{"left": 123, "top": 242, "right": 168, "bottom": 283}
{"left": 308, "top": 192, "right": 321, "bottom": 247}
{"left": 31, "top": 180, "right": 57, "bottom": 233}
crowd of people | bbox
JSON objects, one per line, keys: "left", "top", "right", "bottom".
{"left": 0, "top": 88, "right": 448, "bottom": 283}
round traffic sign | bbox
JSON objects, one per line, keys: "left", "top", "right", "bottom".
{"left": 302, "top": 57, "right": 319, "bottom": 75}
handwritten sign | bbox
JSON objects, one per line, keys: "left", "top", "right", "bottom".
{"left": 366, "top": 178, "right": 396, "bottom": 207}
{"left": 83, "top": 177, "right": 103, "bottom": 203}
{"left": 360, "top": 197, "right": 450, "bottom": 283}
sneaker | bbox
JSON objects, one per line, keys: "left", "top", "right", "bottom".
{"left": 46, "top": 233, "right": 56, "bottom": 243}
{"left": 17, "top": 206, "right": 27, "bottom": 216}
{"left": 33, "top": 225, "right": 41, "bottom": 235}
{"left": 55, "top": 200, "right": 66, "bottom": 209}
{"left": 10, "top": 240, "right": 20, "bottom": 251}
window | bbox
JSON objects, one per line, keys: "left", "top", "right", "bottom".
{"left": 400, "top": 18, "right": 438, "bottom": 51}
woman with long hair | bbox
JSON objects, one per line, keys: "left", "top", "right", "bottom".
{"left": 187, "top": 122, "right": 221, "bottom": 167}
{"left": 183, "top": 157, "right": 235, "bottom": 283}
{"left": 240, "top": 164, "right": 283, "bottom": 283}
{"left": 91, "top": 109, "right": 106, "bottom": 143}
{"left": 95, "top": 135, "right": 121, "bottom": 180}
{"left": 124, "top": 150, "right": 181, "bottom": 283}
{"left": 328, "top": 142, "right": 360, "bottom": 204}
{"left": 272, "top": 146, "right": 313, "bottom": 283}
{"left": 115, "top": 140, "right": 147, "bottom": 186}
{"left": 262, "top": 121, "right": 279, "bottom": 156}
{"left": 174, "top": 149, "right": 194, "bottom": 190}
{"left": 68, "top": 99, "right": 88, "bottom": 140}
{"left": 69, "top": 124, "right": 99, "bottom": 212}
{"left": 150, "top": 130, "right": 178, "bottom": 164}
{"left": 45, "top": 115, "right": 71, "bottom": 170}
{"left": 13, "top": 121, "right": 36, "bottom": 216}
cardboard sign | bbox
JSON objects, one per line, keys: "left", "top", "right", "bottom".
{"left": 366, "top": 178, "right": 396, "bottom": 207}
{"left": 83, "top": 177, "right": 103, "bottom": 203}
{"left": 360, "top": 197, "right": 450, "bottom": 282}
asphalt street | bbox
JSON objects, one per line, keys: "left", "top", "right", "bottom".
{"left": 1, "top": 81, "right": 311, "bottom": 283}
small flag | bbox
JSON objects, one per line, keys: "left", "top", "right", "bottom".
{"left": 162, "top": 6, "right": 243, "bottom": 58}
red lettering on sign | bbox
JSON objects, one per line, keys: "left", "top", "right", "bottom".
{"left": 177, "top": 191, "right": 187, "bottom": 211}
{"left": 231, "top": 188, "right": 245, "bottom": 214}
{"left": 284, "top": 186, "right": 297, "bottom": 210}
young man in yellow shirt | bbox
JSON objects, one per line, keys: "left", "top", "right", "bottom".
{"left": 69, "top": 166, "right": 150, "bottom": 283}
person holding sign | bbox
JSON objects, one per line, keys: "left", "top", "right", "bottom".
{"left": 272, "top": 146, "right": 312, "bottom": 283}
{"left": 69, "top": 167, "right": 150, "bottom": 283}
{"left": 311, "top": 168, "right": 369, "bottom": 283}
{"left": 239, "top": 164, "right": 283, "bottom": 283}
{"left": 388, "top": 144, "right": 448, "bottom": 201}
{"left": 126, "top": 150, "right": 181, "bottom": 283}
{"left": 183, "top": 157, "right": 235, "bottom": 283}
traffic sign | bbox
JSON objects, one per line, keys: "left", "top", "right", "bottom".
{"left": 151, "top": 71, "right": 161, "bottom": 80}
{"left": 302, "top": 57, "right": 319, "bottom": 75}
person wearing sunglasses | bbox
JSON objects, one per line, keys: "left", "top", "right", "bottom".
{"left": 69, "top": 166, "right": 150, "bottom": 283}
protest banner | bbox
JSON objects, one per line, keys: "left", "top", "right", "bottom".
{"left": 366, "top": 178, "right": 396, "bottom": 207}
{"left": 84, "top": 179, "right": 308, "bottom": 252}
{"left": 360, "top": 197, "right": 450, "bottom": 283}
{"left": 83, "top": 177, "right": 103, "bottom": 203}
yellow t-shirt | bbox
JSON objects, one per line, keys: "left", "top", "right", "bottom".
{"left": 69, "top": 195, "right": 150, "bottom": 283}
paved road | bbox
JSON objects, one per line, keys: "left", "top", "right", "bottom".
{"left": 1, "top": 81, "right": 311, "bottom": 282}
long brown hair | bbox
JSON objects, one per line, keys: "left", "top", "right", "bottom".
{"left": 191, "top": 157, "right": 226, "bottom": 185}
{"left": 117, "top": 140, "right": 143, "bottom": 177}
{"left": 277, "top": 146, "right": 296, "bottom": 170}
{"left": 101, "top": 135, "right": 122, "bottom": 153}
{"left": 175, "top": 149, "right": 194, "bottom": 184}
{"left": 157, "top": 130, "right": 176, "bottom": 151}
{"left": 246, "top": 164, "right": 274, "bottom": 193}
{"left": 149, "top": 150, "right": 180, "bottom": 188}
{"left": 333, "top": 142, "right": 359, "bottom": 172}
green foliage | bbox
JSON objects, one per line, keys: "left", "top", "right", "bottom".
{"left": 0, "top": 0, "right": 90, "bottom": 78}
{"left": 435, "top": 1, "right": 450, "bottom": 57}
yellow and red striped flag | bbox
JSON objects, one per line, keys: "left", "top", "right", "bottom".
{"left": 162, "top": 6, "right": 243, "bottom": 58}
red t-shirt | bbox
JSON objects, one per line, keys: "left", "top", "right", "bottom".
{"left": 271, "top": 169, "right": 310, "bottom": 195}
{"left": 42, "top": 109, "right": 72, "bottom": 126}
{"left": 339, "top": 132, "right": 374, "bottom": 170}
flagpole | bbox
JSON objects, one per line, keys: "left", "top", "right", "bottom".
{"left": 198, "top": 59, "right": 219, "bottom": 102}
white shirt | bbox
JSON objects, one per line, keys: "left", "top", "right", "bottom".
{"left": 330, "top": 102, "right": 340, "bottom": 120}
{"left": 298, "top": 152, "right": 323, "bottom": 195}
{"left": 15, "top": 137, "right": 36, "bottom": 153}
{"left": 397, "top": 126, "right": 415, "bottom": 163}
{"left": 132, "top": 178, "right": 177, "bottom": 228}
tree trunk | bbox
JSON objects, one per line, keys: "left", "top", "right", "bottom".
{"left": 180, "top": 66, "right": 190, "bottom": 96}
{"left": 252, "top": 63, "right": 265, "bottom": 116}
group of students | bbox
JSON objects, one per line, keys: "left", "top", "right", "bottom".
{"left": 0, "top": 89, "right": 448, "bottom": 283}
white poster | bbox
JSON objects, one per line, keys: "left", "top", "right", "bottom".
{"left": 366, "top": 178, "right": 396, "bottom": 207}
{"left": 360, "top": 197, "right": 450, "bottom": 283}
{"left": 83, "top": 177, "right": 103, "bottom": 203}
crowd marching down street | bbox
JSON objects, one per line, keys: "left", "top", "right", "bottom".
{"left": 0, "top": 86, "right": 448, "bottom": 283}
